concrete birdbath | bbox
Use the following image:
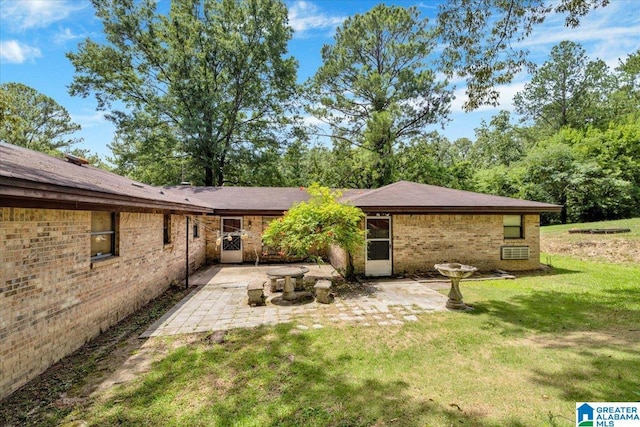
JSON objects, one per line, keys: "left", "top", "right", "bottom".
{"left": 434, "top": 263, "right": 477, "bottom": 311}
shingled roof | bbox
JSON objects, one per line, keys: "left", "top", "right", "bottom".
{"left": 0, "top": 142, "right": 211, "bottom": 213}
{"left": 167, "top": 180, "right": 560, "bottom": 214}
{"left": 2, "top": 143, "right": 560, "bottom": 214}
{"left": 164, "top": 185, "right": 364, "bottom": 215}
{"left": 341, "top": 180, "right": 562, "bottom": 213}
{"left": 165, "top": 186, "right": 311, "bottom": 214}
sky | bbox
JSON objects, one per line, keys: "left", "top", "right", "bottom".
{"left": 1, "top": 0, "right": 639, "bottom": 160}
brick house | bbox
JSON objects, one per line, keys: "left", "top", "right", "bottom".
{"left": 163, "top": 186, "right": 361, "bottom": 265}
{"left": 167, "top": 181, "right": 561, "bottom": 276}
{"left": 1, "top": 141, "right": 560, "bottom": 400}
{"left": 0, "top": 142, "right": 211, "bottom": 400}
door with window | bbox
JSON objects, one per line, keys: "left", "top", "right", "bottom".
{"left": 365, "top": 216, "right": 392, "bottom": 276}
{"left": 221, "top": 217, "right": 243, "bottom": 263}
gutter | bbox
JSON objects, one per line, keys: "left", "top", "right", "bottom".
{"left": 356, "top": 205, "right": 563, "bottom": 214}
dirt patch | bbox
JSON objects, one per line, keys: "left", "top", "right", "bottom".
{"left": 0, "top": 284, "right": 193, "bottom": 427}
{"left": 541, "top": 235, "right": 640, "bottom": 265}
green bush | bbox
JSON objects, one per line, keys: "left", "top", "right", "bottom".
{"left": 262, "top": 184, "right": 365, "bottom": 263}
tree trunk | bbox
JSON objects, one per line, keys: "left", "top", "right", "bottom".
{"left": 373, "top": 136, "right": 393, "bottom": 188}
{"left": 560, "top": 193, "right": 568, "bottom": 224}
{"left": 216, "top": 151, "right": 226, "bottom": 186}
{"left": 204, "top": 165, "right": 214, "bottom": 186}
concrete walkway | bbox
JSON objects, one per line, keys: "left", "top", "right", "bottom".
{"left": 140, "top": 264, "right": 448, "bottom": 338}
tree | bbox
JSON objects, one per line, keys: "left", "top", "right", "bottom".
{"left": 0, "top": 82, "right": 82, "bottom": 154}
{"left": 262, "top": 184, "right": 365, "bottom": 270}
{"left": 573, "top": 116, "right": 640, "bottom": 218}
{"left": 108, "top": 110, "right": 186, "bottom": 185}
{"left": 520, "top": 139, "right": 577, "bottom": 224}
{"left": 437, "top": 0, "right": 609, "bottom": 110}
{"left": 567, "top": 161, "right": 634, "bottom": 222}
{"left": 612, "top": 49, "right": 640, "bottom": 116}
{"left": 307, "top": 4, "right": 451, "bottom": 188}
{"left": 395, "top": 133, "right": 474, "bottom": 190}
{"left": 513, "top": 41, "right": 616, "bottom": 131}
{"left": 277, "top": 139, "right": 308, "bottom": 187}
{"left": 472, "top": 110, "right": 527, "bottom": 167}
{"left": 472, "top": 164, "right": 524, "bottom": 198}
{"left": 68, "top": 0, "right": 297, "bottom": 186}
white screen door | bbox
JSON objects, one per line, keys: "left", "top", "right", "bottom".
{"left": 365, "top": 216, "right": 392, "bottom": 276}
{"left": 221, "top": 217, "right": 243, "bottom": 263}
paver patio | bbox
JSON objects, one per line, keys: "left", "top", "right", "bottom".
{"left": 140, "top": 264, "right": 449, "bottom": 338}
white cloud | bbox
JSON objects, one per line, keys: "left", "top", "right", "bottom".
{"left": 516, "top": 0, "right": 640, "bottom": 67}
{"left": 0, "top": 40, "right": 41, "bottom": 63}
{"left": 288, "top": 1, "right": 346, "bottom": 37}
{"left": 0, "top": 0, "right": 88, "bottom": 30}
{"left": 451, "top": 81, "right": 527, "bottom": 113}
{"left": 520, "top": 24, "right": 640, "bottom": 50}
{"left": 416, "top": 2, "right": 439, "bottom": 11}
{"left": 301, "top": 113, "right": 325, "bottom": 127}
{"left": 72, "top": 110, "right": 109, "bottom": 128}
{"left": 443, "top": 2, "right": 640, "bottom": 114}
{"left": 54, "top": 27, "right": 85, "bottom": 45}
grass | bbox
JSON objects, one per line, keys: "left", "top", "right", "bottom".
{"left": 540, "top": 218, "right": 640, "bottom": 266}
{"left": 541, "top": 217, "right": 640, "bottom": 238}
{"left": 3, "top": 218, "right": 636, "bottom": 426}
{"left": 57, "top": 253, "right": 640, "bottom": 427}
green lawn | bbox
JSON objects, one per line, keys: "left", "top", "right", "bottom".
{"left": 63, "top": 253, "right": 640, "bottom": 427}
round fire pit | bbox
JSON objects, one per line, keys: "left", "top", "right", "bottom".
{"left": 434, "top": 263, "right": 477, "bottom": 311}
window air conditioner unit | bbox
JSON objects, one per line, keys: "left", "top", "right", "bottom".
{"left": 501, "top": 246, "right": 530, "bottom": 260}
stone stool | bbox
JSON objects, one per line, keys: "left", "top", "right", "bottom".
{"left": 270, "top": 278, "right": 284, "bottom": 292}
{"left": 314, "top": 280, "right": 334, "bottom": 304}
{"left": 247, "top": 280, "right": 266, "bottom": 306}
{"left": 292, "top": 274, "right": 306, "bottom": 291}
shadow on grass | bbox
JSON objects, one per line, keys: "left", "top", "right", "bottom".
{"left": 513, "top": 265, "right": 582, "bottom": 278}
{"left": 88, "top": 323, "right": 529, "bottom": 427}
{"left": 471, "top": 282, "right": 640, "bottom": 403}
{"left": 531, "top": 345, "right": 640, "bottom": 402}
{"left": 470, "top": 283, "right": 640, "bottom": 337}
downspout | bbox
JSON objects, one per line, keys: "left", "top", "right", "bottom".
{"left": 185, "top": 216, "right": 189, "bottom": 289}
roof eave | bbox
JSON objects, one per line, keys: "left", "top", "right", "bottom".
{"left": 0, "top": 178, "right": 212, "bottom": 214}
{"left": 210, "top": 209, "right": 289, "bottom": 216}
{"left": 357, "top": 205, "right": 563, "bottom": 214}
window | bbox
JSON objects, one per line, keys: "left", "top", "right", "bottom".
{"left": 163, "top": 214, "right": 171, "bottom": 244}
{"left": 504, "top": 215, "right": 523, "bottom": 239}
{"left": 91, "top": 212, "right": 116, "bottom": 259}
{"left": 193, "top": 219, "right": 199, "bottom": 238}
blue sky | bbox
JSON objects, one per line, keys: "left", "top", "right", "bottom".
{"left": 1, "top": 0, "right": 639, "bottom": 160}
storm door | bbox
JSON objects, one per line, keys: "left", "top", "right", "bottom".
{"left": 365, "top": 216, "right": 392, "bottom": 276}
{"left": 220, "top": 217, "right": 243, "bottom": 263}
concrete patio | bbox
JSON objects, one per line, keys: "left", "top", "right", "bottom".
{"left": 140, "top": 263, "right": 449, "bottom": 338}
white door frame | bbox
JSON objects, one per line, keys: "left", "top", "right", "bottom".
{"left": 220, "top": 217, "right": 243, "bottom": 263}
{"left": 365, "top": 215, "right": 392, "bottom": 276}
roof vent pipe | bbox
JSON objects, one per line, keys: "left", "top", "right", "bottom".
{"left": 65, "top": 153, "right": 89, "bottom": 166}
